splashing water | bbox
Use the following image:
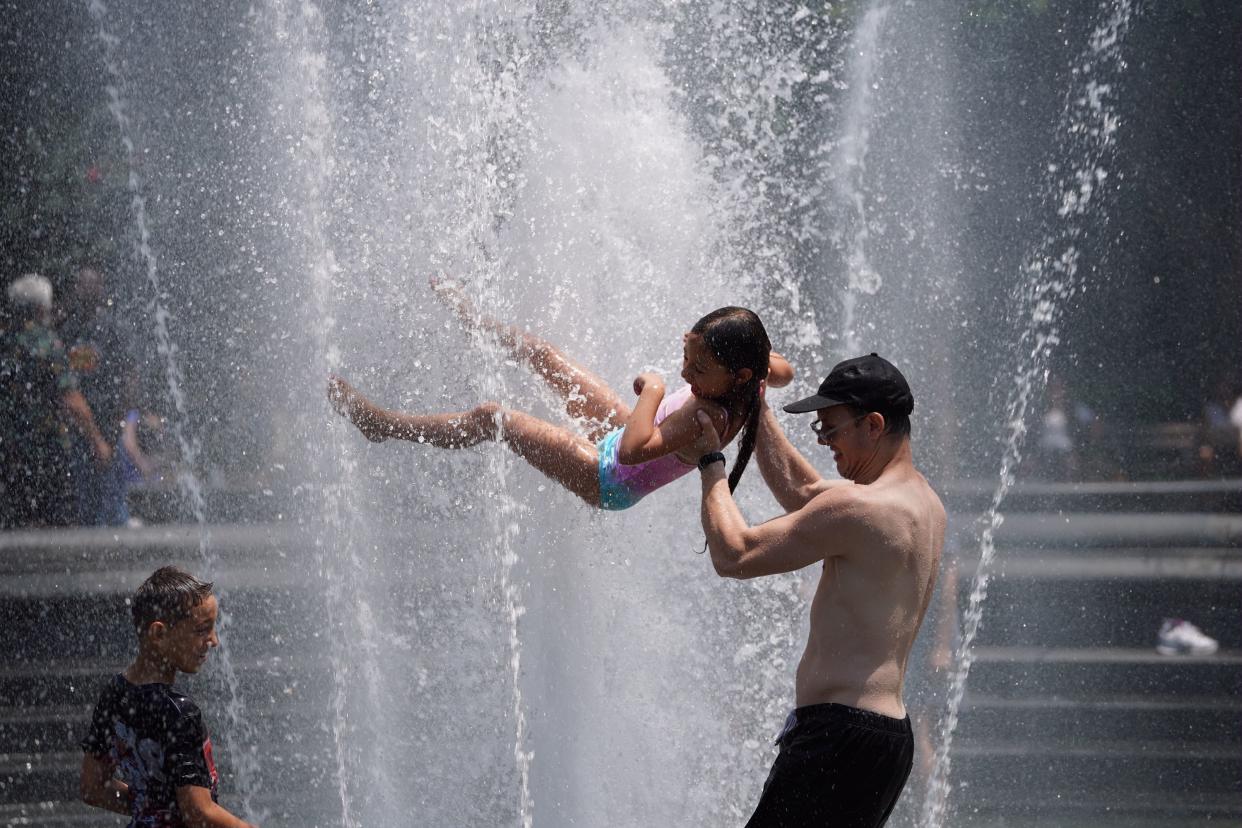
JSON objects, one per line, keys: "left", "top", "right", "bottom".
{"left": 921, "top": 2, "right": 1135, "bottom": 825}
{"left": 453, "top": 11, "right": 540, "bottom": 824}
{"left": 65, "top": 1, "right": 1149, "bottom": 824}
{"left": 83, "top": 0, "right": 263, "bottom": 818}
{"left": 261, "top": 0, "right": 396, "bottom": 822}
{"left": 831, "top": 3, "right": 891, "bottom": 356}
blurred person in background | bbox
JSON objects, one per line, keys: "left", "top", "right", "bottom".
{"left": 60, "top": 265, "right": 145, "bottom": 525}
{"left": 1231, "top": 392, "right": 1242, "bottom": 465}
{"left": 1196, "top": 376, "right": 1242, "bottom": 478}
{"left": 0, "top": 273, "right": 111, "bottom": 528}
{"left": 1029, "top": 377, "right": 1099, "bottom": 482}
{"left": 116, "top": 407, "right": 172, "bottom": 527}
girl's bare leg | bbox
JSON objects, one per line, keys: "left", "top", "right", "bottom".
{"left": 432, "top": 279, "right": 630, "bottom": 440}
{"left": 329, "top": 375, "right": 490, "bottom": 446}
{"left": 495, "top": 408, "right": 601, "bottom": 505}
{"left": 328, "top": 375, "right": 601, "bottom": 505}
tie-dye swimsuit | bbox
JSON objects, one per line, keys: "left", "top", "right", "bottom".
{"left": 596, "top": 385, "right": 727, "bottom": 511}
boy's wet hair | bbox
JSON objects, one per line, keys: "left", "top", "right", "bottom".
{"left": 131, "top": 566, "right": 213, "bottom": 637}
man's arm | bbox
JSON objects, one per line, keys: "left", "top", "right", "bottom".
{"left": 695, "top": 410, "right": 852, "bottom": 579}
{"left": 80, "top": 753, "right": 131, "bottom": 815}
{"left": 932, "top": 557, "right": 959, "bottom": 671}
{"left": 754, "top": 403, "right": 847, "bottom": 512}
{"left": 699, "top": 461, "right": 851, "bottom": 579}
{"left": 176, "top": 785, "right": 258, "bottom": 828}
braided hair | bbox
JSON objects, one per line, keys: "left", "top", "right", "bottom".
{"left": 691, "top": 307, "right": 771, "bottom": 494}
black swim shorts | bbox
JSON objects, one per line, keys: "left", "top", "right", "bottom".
{"left": 745, "top": 702, "right": 914, "bottom": 828}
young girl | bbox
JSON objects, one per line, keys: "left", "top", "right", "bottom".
{"left": 327, "top": 292, "right": 792, "bottom": 510}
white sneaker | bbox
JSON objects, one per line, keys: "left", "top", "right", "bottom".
{"left": 1156, "top": 619, "right": 1219, "bottom": 656}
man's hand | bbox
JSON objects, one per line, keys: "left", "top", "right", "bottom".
{"left": 633, "top": 372, "right": 664, "bottom": 397}
{"left": 693, "top": 409, "right": 723, "bottom": 456}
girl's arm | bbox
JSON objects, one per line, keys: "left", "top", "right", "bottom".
{"left": 767, "top": 351, "right": 794, "bottom": 388}
{"left": 618, "top": 388, "right": 729, "bottom": 465}
{"left": 618, "top": 373, "right": 666, "bottom": 462}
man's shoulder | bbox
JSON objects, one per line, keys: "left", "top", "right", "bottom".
{"left": 804, "top": 479, "right": 864, "bottom": 509}
{"left": 796, "top": 483, "right": 867, "bottom": 529}
{"left": 800, "top": 472, "right": 943, "bottom": 535}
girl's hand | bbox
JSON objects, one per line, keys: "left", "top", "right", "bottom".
{"left": 633, "top": 372, "right": 665, "bottom": 397}
{"left": 767, "top": 352, "right": 794, "bottom": 388}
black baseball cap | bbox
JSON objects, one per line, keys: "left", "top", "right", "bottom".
{"left": 783, "top": 353, "right": 914, "bottom": 415}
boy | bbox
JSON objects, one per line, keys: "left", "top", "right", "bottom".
{"left": 80, "top": 566, "right": 258, "bottom": 828}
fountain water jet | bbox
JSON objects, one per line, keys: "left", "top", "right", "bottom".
{"left": 921, "top": 2, "right": 1136, "bottom": 824}
{"left": 830, "top": 2, "right": 891, "bottom": 357}
{"left": 84, "top": 0, "right": 263, "bottom": 819}
{"left": 50, "top": 1, "right": 1165, "bottom": 825}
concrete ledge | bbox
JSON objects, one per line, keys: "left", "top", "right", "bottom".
{"left": 970, "top": 549, "right": 1242, "bottom": 580}
{"left": 958, "top": 512, "right": 1242, "bottom": 547}
{"left": 974, "top": 645, "right": 1242, "bottom": 666}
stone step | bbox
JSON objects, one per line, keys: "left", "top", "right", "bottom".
{"left": 972, "top": 545, "right": 1242, "bottom": 578}
{"left": 955, "top": 510, "right": 1242, "bottom": 548}
{"left": 0, "top": 692, "right": 332, "bottom": 755}
{"left": 957, "top": 693, "right": 1242, "bottom": 744}
{"left": 0, "top": 654, "right": 332, "bottom": 710}
{"left": 0, "top": 746, "right": 338, "bottom": 813}
{"left": 948, "top": 737, "right": 1242, "bottom": 797}
{"left": 967, "top": 577, "right": 1242, "bottom": 648}
{"left": 948, "top": 789, "right": 1242, "bottom": 827}
{"left": 0, "top": 800, "right": 119, "bottom": 828}
{"left": 967, "top": 646, "right": 1242, "bottom": 697}
{"left": 0, "top": 587, "right": 327, "bottom": 667}
{"left": 0, "top": 787, "right": 340, "bottom": 828}
{"left": 942, "top": 478, "right": 1242, "bottom": 515}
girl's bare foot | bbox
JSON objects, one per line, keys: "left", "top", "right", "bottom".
{"left": 327, "top": 374, "right": 390, "bottom": 442}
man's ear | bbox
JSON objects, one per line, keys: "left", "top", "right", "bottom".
{"left": 735, "top": 367, "right": 754, "bottom": 386}
{"left": 866, "top": 411, "right": 887, "bottom": 436}
{"left": 146, "top": 620, "right": 168, "bottom": 642}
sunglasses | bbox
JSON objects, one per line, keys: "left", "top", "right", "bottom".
{"left": 810, "top": 414, "right": 867, "bottom": 441}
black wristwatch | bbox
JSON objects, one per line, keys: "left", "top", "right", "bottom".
{"left": 697, "top": 451, "right": 726, "bottom": 470}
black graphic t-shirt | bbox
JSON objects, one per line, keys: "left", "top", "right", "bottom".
{"left": 80, "top": 674, "right": 219, "bottom": 827}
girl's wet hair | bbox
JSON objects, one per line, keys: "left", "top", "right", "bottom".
{"left": 691, "top": 306, "right": 771, "bottom": 494}
{"left": 132, "top": 566, "right": 213, "bottom": 637}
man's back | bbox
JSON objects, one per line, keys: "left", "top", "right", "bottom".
{"left": 797, "top": 461, "right": 946, "bottom": 718}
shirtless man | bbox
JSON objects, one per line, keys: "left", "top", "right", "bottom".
{"left": 692, "top": 353, "right": 945, "bottom": 827}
